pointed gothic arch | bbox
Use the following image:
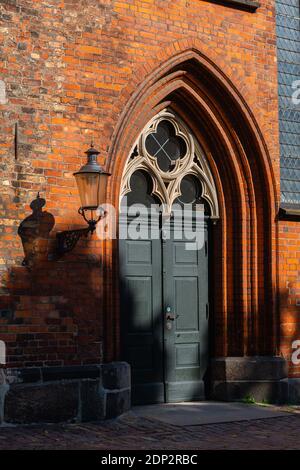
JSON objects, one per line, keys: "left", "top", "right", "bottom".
{"left": 103, "top": 48, "right": 278, "bottom": 367}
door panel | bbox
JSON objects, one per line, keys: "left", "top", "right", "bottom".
{"left": 126, "top": 240, "right": 152, "bottom": 265}
{"left": 174, "top": 243, "right": 198, "bottom": 264}
{"left": 126, "top": 277, "right": 153, "bottom": 333}
{"left": 120, "top": 217, "right": 164, "bottom": 405}
{"left": 175, "top": 278, "right": 199, "bottom": 330}
{"left": 120, "top": 216, "right": 209, "bottom": 404}
{"left": 163, "top": 219, "right": 209, "bottom": 403}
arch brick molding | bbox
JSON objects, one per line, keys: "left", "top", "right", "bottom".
{"left": 103, "top": 42, "right": 288, "bottom": 403}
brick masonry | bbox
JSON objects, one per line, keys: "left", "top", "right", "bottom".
{"left": 0, "top": 0, "right": 298, "bottom": 387}
{"left": 279, "top": 220, "right": 300, "bottom": 377}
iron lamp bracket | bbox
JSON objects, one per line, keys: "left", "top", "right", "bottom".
{"left": 56, "top": 207, "right": 107, "bottom": 256}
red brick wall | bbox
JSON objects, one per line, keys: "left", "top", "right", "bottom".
{"left": 279, "top": 221, "right": 300, "bottom": 376}
{"left": 0, "top": 0, "right": 294, "bottom": 371}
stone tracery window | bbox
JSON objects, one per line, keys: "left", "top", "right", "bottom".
{"left": 120, "top": 109, "right": 219, "bottom": 219}
{"left": 145, "top": 120, "right": 187, "bottom": 172}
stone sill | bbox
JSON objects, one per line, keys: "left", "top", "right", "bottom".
{"left": 203, "top": 0, "right": 260, "bottom": 12}
{"left": 278, "top": 204, "right": 300, "bottom": 221}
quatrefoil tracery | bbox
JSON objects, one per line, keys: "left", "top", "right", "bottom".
{"left": 142, "top": 115, "right": 194, "bottom": 180}
{"left": 120, "top": 110, "right": 219, "bottom": 218}
{"left": 145, "top": 120, "right": 188, "bottom": 172}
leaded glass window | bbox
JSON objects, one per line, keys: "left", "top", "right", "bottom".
{"left": 276, "top": 0, "right": 300, "bottom": 205}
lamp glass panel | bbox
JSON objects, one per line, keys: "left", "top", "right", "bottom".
{"left": 75, "top": 172, "right": 100, "bottom": 209}
{"left": 97, "top": 173, "right": 109, "bottom": 208}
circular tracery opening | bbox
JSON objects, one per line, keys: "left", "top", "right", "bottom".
{"left": 178, "top": 175, "right": 201, "bottom": 204}
{"left": 122, "top": 170, "right": 160, "bottom": 208}
{"left": 145, "top": 120, "right": 187, "bottom": 172}
{"left": 174, "top": 174, "right": 210, "bottom": 214}
{"left": 120, "top": 110, "right": 219, "bottom": 218}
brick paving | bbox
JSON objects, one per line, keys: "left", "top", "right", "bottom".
{"left": 0, "top": 409, "right": 300, "bottom": 450}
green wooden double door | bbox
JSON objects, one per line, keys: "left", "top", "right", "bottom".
{"left": 120, "top": 216, "right": 209, "bottom": 405}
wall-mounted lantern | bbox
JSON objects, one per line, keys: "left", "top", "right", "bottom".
{"left": 56, "top": 144, "right": 111, "bottom": 255}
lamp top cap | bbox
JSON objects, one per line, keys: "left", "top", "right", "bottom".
{"left": 85, "top": 142, "right": 100, "bottom": 157}
{"left": 73, "top": 143, "right": 111, "bottom": 175}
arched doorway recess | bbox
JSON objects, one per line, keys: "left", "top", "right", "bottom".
{"left": 119, "top": 109, "right": 218, "bottom": 403}
{"left": 104, "top": 49, "right": 287, "bottom": 403}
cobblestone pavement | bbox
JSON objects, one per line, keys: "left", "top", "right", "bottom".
{"left": 0, "top": 410, "right": 300, "bottom": 450}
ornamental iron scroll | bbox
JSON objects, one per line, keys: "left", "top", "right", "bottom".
{"left": 120, "top": 110, "right": 219, "bottom": 219}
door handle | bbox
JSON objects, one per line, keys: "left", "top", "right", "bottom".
{"left": 165, "top": 306, "right": 177, "bottom": 321}
{"left": 166, "top": 314, "right": 175, "bottom": 321}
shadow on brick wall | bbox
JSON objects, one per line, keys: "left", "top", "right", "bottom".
{"left": 17, "top": 193, "right": 55, "bottom": 267}
{"left": 0, "top": 195, "right": 104, "bottom": 370}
